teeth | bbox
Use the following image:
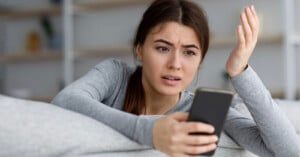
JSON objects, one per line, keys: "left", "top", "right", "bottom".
{"left": 164, "top": 76, "right": 179, "bottom": 80}
{"left": 168, "top": 77, "right": 176, "bottom": 80}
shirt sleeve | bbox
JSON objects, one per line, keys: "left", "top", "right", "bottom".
{"left": 51, "top": 59, "right": 158, "bottom": 147}
{"left": 225, "top": 65, "right": 300, "bottom": 157}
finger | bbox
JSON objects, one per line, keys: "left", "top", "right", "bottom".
{"left": 240, "top": 11, "right": 252, "bottom": 46}
{"left": 250, "top": 5, "right": 260, "bottom": 31}
{"left": 169, "top": 112, "right": 189, "bottom": 122}
{"left": 178, "top": 122, "right": 215, "bottom": 134}
{"left": 183, "top": 134, "right": 218, "bottom": 145}
{"left": 249, "top": 5, "right": 259, "bottom": 26}
{"left": 245, "top": 6, "right": 259, "bottom": 41}
{"left": 250, "top": 5, "right": 259, "bottom": 24}
{"left": 182, "top": 143, "right": 217, "bottom": 155}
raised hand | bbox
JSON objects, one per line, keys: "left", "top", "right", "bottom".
{"left": 226, "top": 5, "right": 260, "bottom": 77}
{"left": 152, "top": 112, "right": 218, "bottom": 156}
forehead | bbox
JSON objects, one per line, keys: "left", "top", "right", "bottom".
{"left": 148, "top": 22, "right": 200, "bottom": 46}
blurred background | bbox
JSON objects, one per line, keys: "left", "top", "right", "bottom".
{"left": 0, "top": 0, "right": 299, "bottom": 102}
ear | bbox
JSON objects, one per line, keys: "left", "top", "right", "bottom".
{"left": 135, "top": 44, "right": 143, "bottom": 62}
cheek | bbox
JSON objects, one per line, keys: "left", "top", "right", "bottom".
{"left": 142, "top": 55, "right": 162, "bottom": 77}
{"left": 143, "top": 49, "right": 166, "bottom": 69}
{"left": 188, "top": 67, "right": 198, "bottom": 80}
{"left": 184, "top": 61, "right": 200, "bottom": 81}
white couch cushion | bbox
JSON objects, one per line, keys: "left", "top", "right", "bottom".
{"left": 275, "top": 99, "right": 300, "bottom": 134}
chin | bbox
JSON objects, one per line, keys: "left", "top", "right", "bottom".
{"left": 158, "top": 87, "right": 182, "bottom": 96}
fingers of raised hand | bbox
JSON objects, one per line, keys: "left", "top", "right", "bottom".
{"left": 246, "top": 6, "right": 259, "bottom": 39}
{"left": 241, "top": 11, "right": 252, "bottom": 45}
{"left": 239, "top": 5, "right": 259, "bottom": 48}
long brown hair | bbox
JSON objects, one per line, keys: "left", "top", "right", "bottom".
{"left": 122, "top": 0, "right": 210, "bottom": 115}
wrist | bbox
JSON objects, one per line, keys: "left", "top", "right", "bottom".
{"left": 227, "top": 65, "right": 248, "bottom": 77}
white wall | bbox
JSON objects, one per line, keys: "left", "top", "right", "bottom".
{"left": 0, "top": 0, "right": 299, "bottom": 99}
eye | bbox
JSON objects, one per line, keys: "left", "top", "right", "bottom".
{"left": 156, "top": 46, "right": 170, "bottom": 53}
{"left": 184, "top": 50, "right": 197, "bottom": 56}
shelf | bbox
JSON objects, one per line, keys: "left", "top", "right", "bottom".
{"left": 74, "top": 0, "right": 150, "bottom": 12}
{"left": 210, "top": 33, "right": 283, "bottom": 48}
{"left": 72, "top": 33, "right": 284, "bottom": 58}
{"left": 0, "top": 5, "right": 62, "bottom": 19}
{"left": 0, "top": 0, "right": 150, "bottom": 19}
{"left": 0, "top": 47, "right": 131, "bottom": 63}
{"left": 0, "top": 51, "right": 62, "bottom": 63}
{"left": 0, "top": 33, "right": 284, "bottom": 63}
{"left": 270, "top": 88, "right": 300, "bottom": 99}
{"left": 74, "top": 46, "right": 132, "bottom": 58}
{"left": 270, "top": 89, "right": 285, "bottom": 99}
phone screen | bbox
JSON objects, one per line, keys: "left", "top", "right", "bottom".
{"left": 187, "top": 88, "right": 234, "bottom": 156}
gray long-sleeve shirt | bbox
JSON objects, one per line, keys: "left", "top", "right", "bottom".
{"left": 52, "top": 59, "right": 300, "bottom": 157}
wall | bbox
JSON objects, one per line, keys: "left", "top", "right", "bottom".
{"left": 0, "top": 0, "right": 299, "bottom": 99}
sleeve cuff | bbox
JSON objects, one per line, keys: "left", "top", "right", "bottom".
{"left": 230, "top": 64, "right": 273, "bottom": 110}
{"left": 134, "top": 115, "right": 161, "bottom": 147}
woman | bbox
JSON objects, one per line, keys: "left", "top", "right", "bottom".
{"left": 52, "top": 0, "right": 299, "bottom": 156}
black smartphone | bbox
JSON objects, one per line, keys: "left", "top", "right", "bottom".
{"left": 187, "top": 87, "right": 234, "bottom": 156}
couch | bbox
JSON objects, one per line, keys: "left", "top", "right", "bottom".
{"left": 0, "top": 94, "right": 299, "bottom": 157}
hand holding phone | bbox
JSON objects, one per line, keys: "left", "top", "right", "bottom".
{"left": 187, "top": 87, "right": 234, "bottom": 156}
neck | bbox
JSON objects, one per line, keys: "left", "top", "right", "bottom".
{"left": 144, "top": 91, "right": 179, "bottom": 115}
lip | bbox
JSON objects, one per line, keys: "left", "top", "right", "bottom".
{"left": 161, "top": 75, "right": 182, "bottom": 86}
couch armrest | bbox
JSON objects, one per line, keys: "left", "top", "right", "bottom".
{"left": 214, "top": 98, "right": 300, "bottom": 157}
{"left": 275, "top": 99, "right": 300, "bottom": 134}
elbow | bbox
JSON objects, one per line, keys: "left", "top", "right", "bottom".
{"left": 51, "top": 90, "right": 75, "bottom": 109}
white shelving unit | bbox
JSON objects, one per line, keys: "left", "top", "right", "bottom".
{"left": 62, "top": 0, "right": 286, "bottom": 86}
{"left": 0, "top": 0, "right": 152, "bottom": 98}
{"left": 0, "top": 0, "right": 298, "bottom": 100}
{"left": 62, "top": 0, "right": 151, "bottom": 85}
{"left": 283, "top": 0, "right": 298, "bottom": 100}
{"left": 63, "top": 0, "right": 74, "bottom": 86}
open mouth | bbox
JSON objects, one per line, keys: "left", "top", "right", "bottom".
{"left": 161, "top": 75, "right": 182, "bottom": 86}
{"left": 162, "top": 76, "right": 182, "bottom": 81}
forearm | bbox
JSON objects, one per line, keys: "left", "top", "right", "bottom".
{"left": 229, "top": 66, "right": 300, "bottom": 156}
{"left": 52, "top": 91, "right": 158, "bottom": 147}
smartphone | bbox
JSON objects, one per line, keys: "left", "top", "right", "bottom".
{"left": 187, "top": 87, "right": 234, "bottom": 156}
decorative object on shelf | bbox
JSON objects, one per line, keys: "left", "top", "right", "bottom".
{"left": 25, "top": 31, "right": 41, "bottom": 54}
{"left": 40, "top": 16, "right": 62, "bottom": 51}
{"left": 40, "top": 16, "right": 53, "bottom": 39}
{"left": 221, "top": 70, "right": 231, "bottom": 90}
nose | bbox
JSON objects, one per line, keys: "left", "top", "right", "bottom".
{"left": 168, "top": 51, "right": 181, "bottom": 71}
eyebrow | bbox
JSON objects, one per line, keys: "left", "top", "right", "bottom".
{"left": 154, "top": 39, "right": 200, "bottom": 50}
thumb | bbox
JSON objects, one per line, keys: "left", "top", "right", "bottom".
{"left": 168, "top": 112, "right": 189, "bottom": 122}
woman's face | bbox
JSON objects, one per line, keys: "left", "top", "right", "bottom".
{"left": 137, "top": 22, "right": 202, "bottom": 96}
